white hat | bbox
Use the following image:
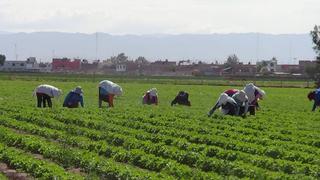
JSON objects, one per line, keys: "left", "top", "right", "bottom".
{"left": 74, "top": 86, "right": 83, "bottom": 94}
{"left": 148, "top": 88, "right": 157, "bottom": 97}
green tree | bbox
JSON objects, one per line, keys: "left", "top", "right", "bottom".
{"left": 311, "top": 25, "right": 320, "bottom": 55}
{"left": 0, "top": 54, "right": 5, "bottom": 66}
{"left": 116, "top": 53, "right": 128, "bottom": 63}
{"left": 226, "top": 54, "right": 239, "bottom": 66}
{"left": 310, "top": 25, "right": 320, "bottom": 86}
{"left": 225, "top": 54, "right": 239, "bottom": 67}
{"left": 135, "top": 56, "right": 149, "bottom": 65}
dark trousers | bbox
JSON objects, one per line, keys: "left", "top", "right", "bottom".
{"left": 36, "top": 93, "right": 52, "bottom": 108}
{"left": 222, "top": 103, "right": 237, "bottom": 116}
{"left": 248, "top": 105, "right": 255, "bottom": 115}
{"left": 99, "top": 87, "right": 109, "bottom": 108}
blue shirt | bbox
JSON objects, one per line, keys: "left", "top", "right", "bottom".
{"left": 63, "top": 91, "right": 84, "bottom": 107}
{"left": 99, "top": 87, "right": 109, "bottom": 96}
{"left": 312, "top": 88, "right": 320, "bottom": 111}
{"left": 315, "top": 88, "right": 320, "bottom": 102}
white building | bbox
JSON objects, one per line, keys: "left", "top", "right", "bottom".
{"left": 38, "top": 63, "right": 52, "bottom": 73}
{"left": 116, "top": 64, "right": 126, "bottom": 72}
{"left": 257, "top": 59, "right": 277, "bottom": 73}
{"left": 0, "top": 57, "right": 52, "bottom": 72}
{"left": 0, "top": 61, "right": 27, "bottom": 71}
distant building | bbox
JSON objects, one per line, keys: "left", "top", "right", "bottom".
{"left": 299, "top": 60, "right": 318, "bottom": 74}
{"left": 0, "top": 60, "right": 26, "bottom": 71}
{"left": 116, "top": 64, "right": 126, "bottom": 72}
{"left": 80, "top": 60, "right": 99, "bottom": 73}
{"left": 38, "top": 62, "right": 52, "bottom": 73}
{"left": 115, "top": 61, "right": 139, "bottom": 74}
{"left": 52, "top": 58, "right": 81, "bottom": 72}
{"left": 276, "top": 64, "right": 301, "bottom": 74}
{"left": 257, "top": 59, "right": 277, "bottom": 73}
{"left": 144, "top": 60, "right": 176, "bottom": 75}
{"left": 233, "top": 64, "right": 257, "bottom": 76}
{"left": 0, "top": 57, "right": 52, "bottom": 72}
{"left": 25, "top": 57, "right": 40, "bottom": 72}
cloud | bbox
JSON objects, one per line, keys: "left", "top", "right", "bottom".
{"left": 0, "top": 0, "right": 319, "bottom": 34}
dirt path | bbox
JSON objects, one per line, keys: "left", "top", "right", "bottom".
{"left": 0, "top": 162, "right": 32, "bottom": 180}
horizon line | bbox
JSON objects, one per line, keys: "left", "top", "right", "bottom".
{"left": 0, "top": 31, "right": 310, "bottom": 36}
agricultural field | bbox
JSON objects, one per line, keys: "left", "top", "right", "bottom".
{"left": 0, "top": 77, "right": 319, "bottom": 179}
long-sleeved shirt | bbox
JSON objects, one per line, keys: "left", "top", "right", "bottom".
{"left": 63, "top": 91, "right": 84, "bottom": 107}
{"left": 232, "top": 92, "right": 249, "bottom": 115}
{"left": 208, "top": 93, "right": 239, "bottom": 116}
{"left": 34, "top": 84, "right": 61, "bottom": 98}
{"left": 171, "top": 92, "right": 191, "bottom": 106}
{"left": 312, "top": 89, "right": 320, "bottom": 111}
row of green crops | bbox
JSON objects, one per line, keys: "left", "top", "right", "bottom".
{"left": 0, "top": 78, "right": 319, "bottom": 179}
{"left": 1, "top": 106, "right": 319, "bottom": 178}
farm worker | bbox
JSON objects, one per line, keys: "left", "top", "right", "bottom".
{"left": 307, "top": 88, "right": 320, "bottom": 111}
{"left": 63, "top": 86, "right": 84, "bottom": 108}
{"left": 224, "top": 89, "right": 239, "bottom": 97}
{"left": 33, "top": 84, "right": 62, "bottom": 108}
{"left": 208, "top": 93, "right": 239, "bottom": 117}
{"left": 171, "top": 91, "right": 191, "bottom": 106}
{"left": 142, "top": 88, "right": 158, "bottom": 105}
{"left": 243, "top": 83, "right": 266, "bottom": 115}
{"left": 232, "top": 90, "right": 249, "bottom": 117}
{"left": 98, "top": 80, "right": 123, "bottom": 108}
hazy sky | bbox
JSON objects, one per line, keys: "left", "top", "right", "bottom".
{"left": 0, "top": 0, "right": 319, "bottom": 34}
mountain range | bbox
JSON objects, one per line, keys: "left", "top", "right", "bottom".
{"left": 0, "top": 32, "right": 316, "bottom": 64}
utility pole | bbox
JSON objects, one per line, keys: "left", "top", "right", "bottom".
{"left": 14, "top": 44, "right": 18, "bottom": 60}
{"left": 52, "top": 49, "right": 55, "bottom": 59}
{"left": 289, "top": 37, "right": 293, "bottom": 64}
{"left": 256, "top": 33, "right": 260, "bottom": 63}
{"left": 95, "top": 32, "right": 98, "bottom": 61}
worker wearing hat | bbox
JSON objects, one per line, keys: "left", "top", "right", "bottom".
{"left": 308, "top": 87, "right": 320, "bottom": 111}
{"left": 63, "top": 86, "right": 84, "bottom": 108}
{"left": 171, "top": 91, "right": 191, "bottom": 106}
{"left": 142, "top": 88, "right": 158, "bottom": 105}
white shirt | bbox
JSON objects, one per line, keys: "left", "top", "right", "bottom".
{"left": 34, "top": 84, "right": 61, "bottom": 97}
{"left": 99, "top": 80, "right": 123, "bottom": 96}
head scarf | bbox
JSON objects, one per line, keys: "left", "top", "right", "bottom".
{"left": 244, "top": 83, "right": 265, "bottom": 103}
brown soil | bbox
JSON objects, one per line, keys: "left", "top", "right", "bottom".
{"left": 0, "top": 162, "right": 33, "bottom": 180}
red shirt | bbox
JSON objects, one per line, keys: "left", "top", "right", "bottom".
{"left": 224, "top": 89, "right": 239, "bottom": 97}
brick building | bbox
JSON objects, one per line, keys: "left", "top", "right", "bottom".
{"left": 52, "top": 58, "right": 81, "bottom": 72}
